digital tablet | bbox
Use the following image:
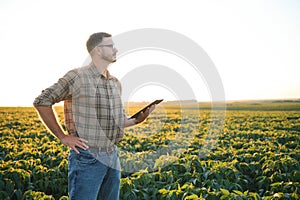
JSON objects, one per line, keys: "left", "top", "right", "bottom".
{"left": 129, "top": 99, "right": 163, "bottom": 119}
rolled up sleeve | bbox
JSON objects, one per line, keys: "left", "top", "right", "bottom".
{"left": 33, "top": 70, "right": 78, "bottom": 107}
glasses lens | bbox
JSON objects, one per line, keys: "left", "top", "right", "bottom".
{"left": 99, "top": 44, "right": 115, "bottom": 49}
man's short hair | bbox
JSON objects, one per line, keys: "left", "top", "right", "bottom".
{"left": 86, "top": 32, "right": 112, "bottom": 53}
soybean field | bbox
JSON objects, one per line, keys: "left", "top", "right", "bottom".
{"left": 1, "top": 100, "right": 300, "bottom": 199}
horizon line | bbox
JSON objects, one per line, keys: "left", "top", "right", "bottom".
{"left": 1, "top": 98, "right": 300, "bottom": 107}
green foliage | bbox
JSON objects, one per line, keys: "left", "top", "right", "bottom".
{"left": 1, "top": 104, "right": 300, "bottom": 199}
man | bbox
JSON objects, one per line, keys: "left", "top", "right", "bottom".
{"left": 33, "top": 32, "right": 154, "bottom": 200}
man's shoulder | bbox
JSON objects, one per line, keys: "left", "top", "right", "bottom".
{"left": 64, "top": 65, "right": 90, "bottom": 78}
{"left": 109, "top": 74, "right": 119, "bottom": 82}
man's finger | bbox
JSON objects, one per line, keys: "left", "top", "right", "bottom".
{"left": 149, "top": 105, "right": 155, "bottom": 113}
{"left": 73, "top": 146, "right": 80, "bottom": 154}
{"left": 78, "top": 138, "right": 89, "bottom": 149}
{"left": 79, "top": 138, "right": 89, "bottom": 143}
{"left": 76, "top": 141, "right": 89, "bottom": 150}
{"left": 80, "top": 143, "right": 89, "bottom": 150}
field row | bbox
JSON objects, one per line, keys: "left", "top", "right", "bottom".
{"left": 0, "top": 106, "right": 300, "bottom": 199}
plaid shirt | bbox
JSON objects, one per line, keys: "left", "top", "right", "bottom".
{"left": 34, "top": 64, "right": 125, "bottom": 147}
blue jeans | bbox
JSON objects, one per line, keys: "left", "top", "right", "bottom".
{"left": 68, "top": 147, "right": 121, "bottom": 200}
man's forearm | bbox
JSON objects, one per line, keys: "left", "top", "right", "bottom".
{"left": 124, "top": 118, "right": 137, "bottom": 128}
{"left": 34, "top": 106, "right": 66, "bottom": 140}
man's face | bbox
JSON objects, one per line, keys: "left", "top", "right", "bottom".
{"left": 98, "top": 37, "right": 118, "bottom": 63}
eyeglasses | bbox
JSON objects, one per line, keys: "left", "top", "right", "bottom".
{"left": 98, "top": 44, "right": 116, "bottom": 49}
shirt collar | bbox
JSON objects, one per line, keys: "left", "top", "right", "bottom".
{"left": 89, "top": 63, "right": 114, "bottom": 80}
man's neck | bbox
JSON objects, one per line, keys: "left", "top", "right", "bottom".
{"left": 92, "top": 59, "right": 110, "bottom": 77}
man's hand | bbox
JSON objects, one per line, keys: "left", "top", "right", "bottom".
{"left": 134, "top": 105, "right": 156, "bottom": 124}
{"left": 61, "top": 135, "right": 89, "bottom": 154}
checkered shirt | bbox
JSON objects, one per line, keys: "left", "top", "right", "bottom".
{"left": 33, "top": 64, "right": 125, "bottom": 147}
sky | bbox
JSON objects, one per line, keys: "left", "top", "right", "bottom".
{"left": 0, "top": 0, "right": 299, "bottom": 106}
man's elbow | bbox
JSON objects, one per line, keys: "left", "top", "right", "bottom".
{"left": 33, "top": 97, "right": 53, "bottom": 109}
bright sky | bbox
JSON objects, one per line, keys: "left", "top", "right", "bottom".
{"left": 0, "top": 0, "right": 299, "bottom": 106}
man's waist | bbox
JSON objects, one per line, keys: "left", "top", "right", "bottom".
{"left": 89, "top": 145, "right": 116, "bottom": 153}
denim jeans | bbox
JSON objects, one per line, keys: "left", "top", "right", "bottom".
{"left": 68, "top": 147, "right": 121, "bottom": 200}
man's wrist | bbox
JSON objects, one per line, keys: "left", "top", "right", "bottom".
{"left": 58, "top": 132, "right": 67, "bottom": 141}
{"left": 133, "top": 119, "right": 139, "bottom": 125}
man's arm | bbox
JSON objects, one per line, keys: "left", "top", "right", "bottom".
{"left": 33, "top": 70, "right": 88, "bottom": 153}
{"left": 35, "top": 106, "right": 89, "bottom": 154}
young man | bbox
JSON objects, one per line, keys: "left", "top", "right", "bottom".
{"left": 33, "top": 32, "right": 154, "bottom": 200}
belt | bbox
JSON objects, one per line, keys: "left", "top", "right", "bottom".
{"left": 98, "top": 145, "right": 116, "bottom": 153}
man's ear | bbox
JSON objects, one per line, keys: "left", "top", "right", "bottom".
{"left": 93, "top": 46, "right": 102, "bottom": 56}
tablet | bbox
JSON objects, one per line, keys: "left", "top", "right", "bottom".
{"left": 129, "top": 99, "right": 163, "bottom": 119}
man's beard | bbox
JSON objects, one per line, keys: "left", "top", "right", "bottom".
{"left": 102, "top": 54, "right": 116, "bottom": 63}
